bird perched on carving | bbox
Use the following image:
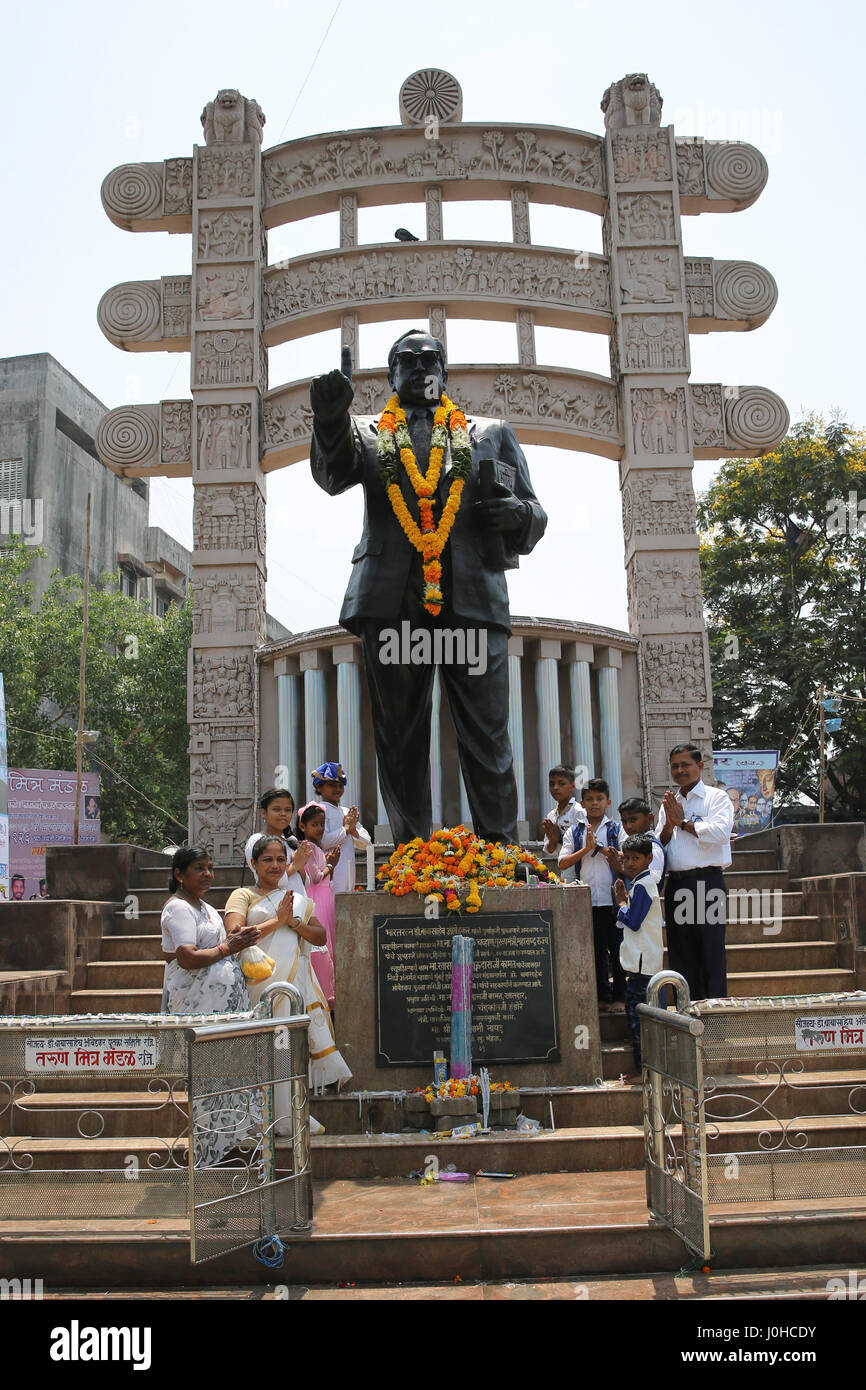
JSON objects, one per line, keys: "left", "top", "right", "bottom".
{"left": 394, "top": 227, "right": 420, "bottom": 242}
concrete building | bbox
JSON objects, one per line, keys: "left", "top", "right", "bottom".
{"left": 0, "top": 354, "right": 287, "bottom": 640}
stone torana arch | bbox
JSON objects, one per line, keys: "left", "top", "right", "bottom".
{"left": 95, "top": 70, "right": 788, "bottom": 860}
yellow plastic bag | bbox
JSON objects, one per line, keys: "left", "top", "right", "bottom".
{"left": 238, "top": 946, "right": 276, "bottom": 982}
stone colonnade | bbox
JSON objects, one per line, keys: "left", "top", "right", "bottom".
{"left": 261, "top": 619, "right": 641, "bottom": 842}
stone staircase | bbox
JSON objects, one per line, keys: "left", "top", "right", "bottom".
{"left": 2, "top": 843, "right": 866, "bottom": 1293}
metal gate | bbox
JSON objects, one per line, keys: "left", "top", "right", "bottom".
{"left": 187, "top": 982, "right": 312, "bottom": 1264}
{"left": 0, "top": 982, "right": 312, "bottom": 1263}
{"left": 639, "top": 974, "right": 866, "bottom": 1261}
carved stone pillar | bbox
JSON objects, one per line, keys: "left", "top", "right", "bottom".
{"left": 339, "top": 193, "right": 359, "bottom": 365}
{"left": 603, "top": 84, "right": 714, "bottom": 802}
{"left": 189, "top": 99, "right": 267, "bottom": 863}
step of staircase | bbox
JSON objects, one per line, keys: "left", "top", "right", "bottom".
{"left": 3, "top": 1172, "right": 866, "bottom": 1287}
{"left": 726, "top": 967, "right": 855, "bottom": 996}
{"left": 10, "top": 1089, "right": 187, "bottom": 1139}
{"left": 85, "top": 961, "right": 166, "bottom": 990}
{"left": 100, "top": 935, "right": 165, "bottom": 962}
{"left": 27, "top": 1264, "right": 863, "bottom": 1300}
{"left": 69, "top": 988, "right": 164, "bottom": 1014}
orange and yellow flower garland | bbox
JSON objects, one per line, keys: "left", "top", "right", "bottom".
{"left": 377, "top": 825, "right": 558, "bottom": 910}
{"left": 376, "top": 392, "right": 472, "bottom": 616}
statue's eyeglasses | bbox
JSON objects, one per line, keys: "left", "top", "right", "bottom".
{"left": 393, "top": 351, "right": 442, "bottom": 371}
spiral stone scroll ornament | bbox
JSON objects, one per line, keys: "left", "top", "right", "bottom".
{"left": 101, "top": 162, "right": 163, "bottom": 223}
{"left": 714, "top": 261, "right": 777, "bottom": 320}
{"left": 724, "top": 387, "right": 789, "bottom": 452}
{"left": 97, "top": 282, "right": 162, "bottom": 343}
{"left": 705, "top": 142, "right": 768, "bottom": 203}
{"left": 96, "top": 406, "right": 159, "bottom": 472}
{"left": 399, "top": 68, "right": 463, "bottom": 126}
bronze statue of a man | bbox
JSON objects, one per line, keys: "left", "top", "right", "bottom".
{"left": 310, "top": 329, "right": 546, "bottom": 845}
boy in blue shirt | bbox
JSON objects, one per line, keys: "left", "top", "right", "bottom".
{"left": 614, "top": 834, "right": 665, "bottom": 1084}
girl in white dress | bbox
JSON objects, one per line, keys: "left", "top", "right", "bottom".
{"left": 311, "top": 761, "right": 371, "bottom": 894}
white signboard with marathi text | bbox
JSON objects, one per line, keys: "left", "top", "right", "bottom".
{"left": 794, "top": 1015, "right": 866, "bottom": 1052}
{"left": 25, "top": 1035, "right": 158, "bottom": 1072}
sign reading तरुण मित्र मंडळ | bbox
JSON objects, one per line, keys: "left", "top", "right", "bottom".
{"left": 25, "top": 1035, "right": 159, "bottom": 1072}
{"left": 795, "top": 1015, "right": 866, "bottom": 1052}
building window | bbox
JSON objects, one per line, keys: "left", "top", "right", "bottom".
{"left": 156, "top": 591, "right": 172, "bottom": 618}
{"left": 120, "top": 567, "right": 137, "bottom": 600}
{"left": 0, "top": 459, "right": 25, "bottom": 503}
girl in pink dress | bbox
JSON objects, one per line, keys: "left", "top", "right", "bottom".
{"left": 296, "top": 802, "right": 341, "bottom": 1008}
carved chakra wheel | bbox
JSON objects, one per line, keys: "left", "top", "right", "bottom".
{"left": 95, "top": 68, "right": 790, "bottom": 855}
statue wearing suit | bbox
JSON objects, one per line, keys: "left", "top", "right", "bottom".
{"left": 310, "top": 330, "right": 547, "bottom": 845}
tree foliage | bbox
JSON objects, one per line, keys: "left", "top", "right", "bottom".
{"left": 698, "top": 416, "right": 866, "bottom": 819}
{"left": 0, "top": 538, "right": 191, "bottom": 848}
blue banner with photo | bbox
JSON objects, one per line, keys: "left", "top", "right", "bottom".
{"left": 713, "top": 749, "right": 779, "bottom": 834}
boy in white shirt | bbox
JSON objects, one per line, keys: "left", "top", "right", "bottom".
{"left": 541, "top": 764, "right": 586, "bottom": 884}
{"left": 311, "top": 761, "right": 372, "bottom": 894}
{"left": 614, "top": 834, "right": 665, "bottom": 1084}
{"left": 558, "top": 777, "right": 625, "bottom": 1011}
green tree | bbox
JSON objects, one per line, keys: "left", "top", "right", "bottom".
{"left": 698, "top": 416, "right": 866, "bottom": 819}
{"left": 0, "top": 537, "right": 191, "bottom": 847}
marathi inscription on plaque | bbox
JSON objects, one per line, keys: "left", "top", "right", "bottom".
{"left": 375, "top": 912, "right": 559, "bottom": 1066}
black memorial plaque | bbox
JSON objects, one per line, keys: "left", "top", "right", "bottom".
{"left": 375, "top": 911, "right": 560, "bottom": 1066}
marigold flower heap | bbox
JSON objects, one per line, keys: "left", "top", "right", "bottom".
{"left": 376, "top": 392, "right": 473, "bottom": 616}
{"left": 377, "top": 826, "right": 558, "bottom": 907}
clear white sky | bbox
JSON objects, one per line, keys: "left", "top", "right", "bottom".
{"left": 3, "top": 0, "right": 864, "bottom": 635}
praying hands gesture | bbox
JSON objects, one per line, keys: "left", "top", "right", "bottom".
{"left": 289, "top": 841, "right": 313, "bottom": 876}
{"left": 325, "top": 846, "right": 342, "bottom": 875}
{"left": 662, "top": 788, "right": 684, "bottom": 827}
{"left": 613, "top": 878, "right": 628, "bottom": 907}
{"left": 343, "top": 806, "right": 360, "bottom": 835}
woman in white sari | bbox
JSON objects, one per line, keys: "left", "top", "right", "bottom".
{"left": 225, "top": 836, "right": 352, "bottom": 1108}
{"left": 160, "top": 846, "right": 262, "bottom": 1166}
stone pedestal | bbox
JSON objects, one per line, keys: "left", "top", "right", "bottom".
{"left": 334, "top": 886, "right": 601, "bottom": 1090}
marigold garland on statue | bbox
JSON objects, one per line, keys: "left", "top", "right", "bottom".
{"left": 377, "top": 392, "right": 473, "bottom": 616}
{"left": 377, "top": 825, "right": 558, "bottom": 909}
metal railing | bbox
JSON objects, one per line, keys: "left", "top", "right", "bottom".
{"left": 639, "top": 974, "right": 866, "bottom": 1261}
{"left": 0, "top": 982, "right": 312, "bottom": 1263}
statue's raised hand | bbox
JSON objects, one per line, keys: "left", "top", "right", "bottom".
{"left": 310, "top": 368, "right": 354, "bottom": 423}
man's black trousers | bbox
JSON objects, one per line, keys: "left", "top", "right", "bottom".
{"left": 663, "top": 866, "right": 728, "bottom": 1001}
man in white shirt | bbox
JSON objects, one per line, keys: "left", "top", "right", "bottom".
{"left": 656, "top": 743, "right": 735, "bottom": 1002}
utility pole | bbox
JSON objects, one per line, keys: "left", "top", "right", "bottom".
{"left": 817, "top": 682, "right": 825, "bottom": 826}
{"left": 73, "top": 494, "right": 92, "bottom": 847}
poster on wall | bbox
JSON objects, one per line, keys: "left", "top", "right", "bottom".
{"left": 713, "top": 750, "right": 779, "bottom": 835}
{"left": 0, "top": 675, "right": 8, "bottom": 900}
{"left": 7, "top": 769, "right": 100, "bottom": 901}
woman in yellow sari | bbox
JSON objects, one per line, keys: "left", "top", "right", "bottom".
{"left": 224, "top": 836, "right": 352, "bottom": 1110}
